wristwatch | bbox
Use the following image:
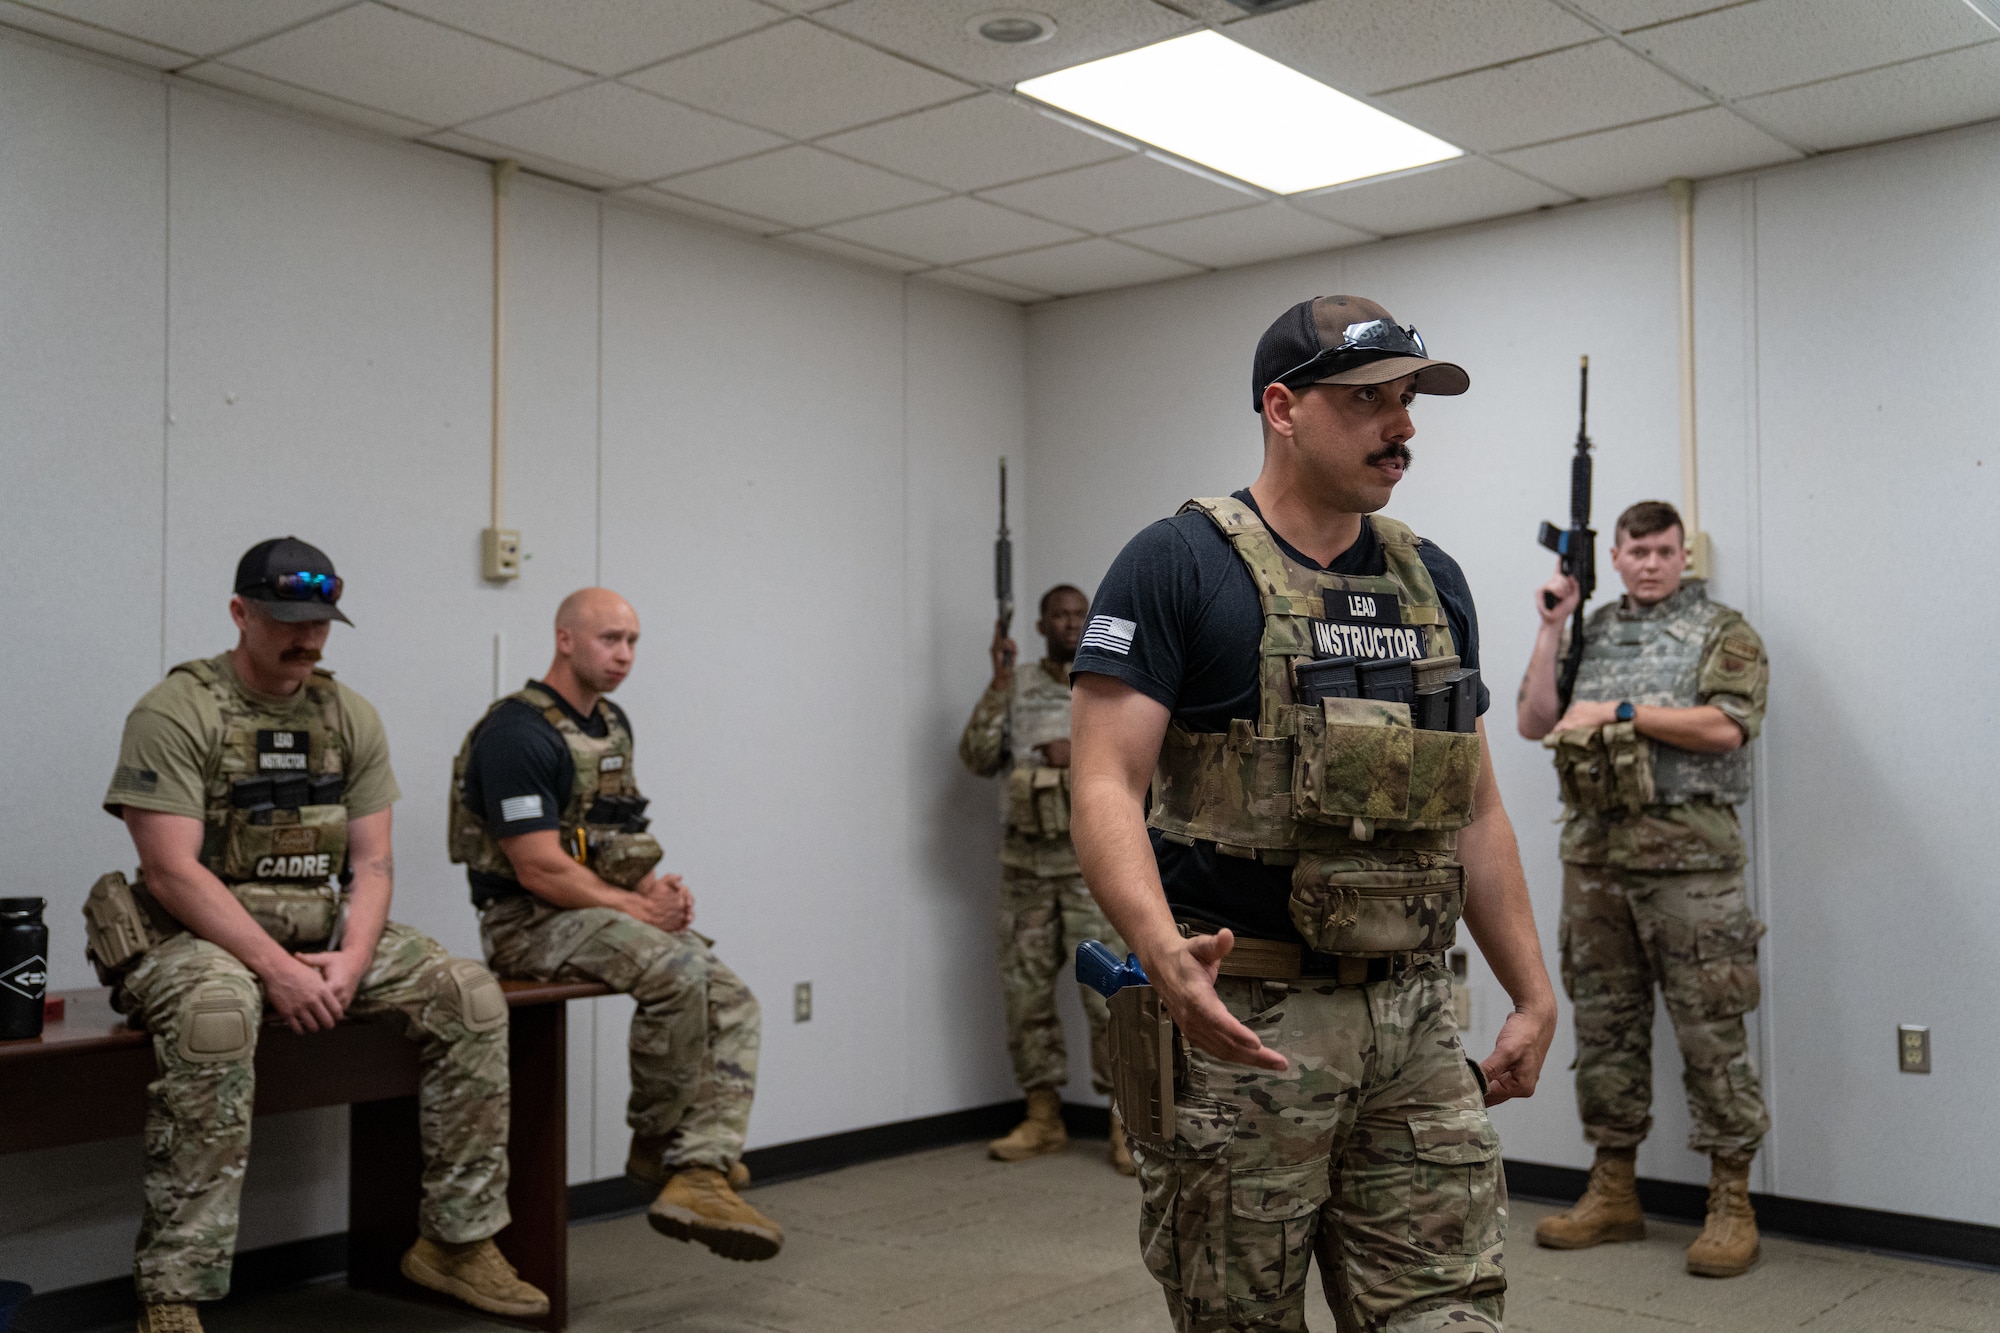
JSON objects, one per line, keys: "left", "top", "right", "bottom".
{"left": 1615, "top": 700, "right": 1636, "bottom": 722}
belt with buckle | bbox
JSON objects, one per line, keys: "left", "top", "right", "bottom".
{"left": 1177, "top": 919, "right": 1442, "bottom": 986}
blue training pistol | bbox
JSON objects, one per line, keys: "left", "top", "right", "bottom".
{"left": 1076, "top": 940, "right": 1148, "bottom": 999}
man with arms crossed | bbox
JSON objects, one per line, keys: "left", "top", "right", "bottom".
{"left": 959, "top": 584, "right": 1133, "bottom": 1172}
{"left": 452, "top": 588, "right": 780, "bottom": 1262}
{"left": 1518, "top": 501, "right": 1770, "bottom": 1277}
{"left": 1070, "top": 297, "right": 1556, "bottom": 1332}
{"left": 96, "top": 538, "right": 543, "bottom": 1333}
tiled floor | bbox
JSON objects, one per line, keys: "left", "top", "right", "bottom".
{"left": 183, "top": 1140, "right": 1998, "bottom": 1332}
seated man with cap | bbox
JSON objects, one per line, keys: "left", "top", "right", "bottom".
{"left": 95, "top": 537, "right": 545, "bottom": 1333}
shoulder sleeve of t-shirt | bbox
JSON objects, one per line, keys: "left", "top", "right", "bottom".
{"left": 333, "top": 684, "right": 401, "bottom": 817}
{"left": 103, "top": 675, "right": 217, "bottom": 819}
{"left": 1417, "top": 539, "right": 1493, "bottom": 717}
{"left": 1071, "top": 517, "right": 1202, "bottom": 710}
{"left": 464, "top": 702, "right": 569, "bottom": 836}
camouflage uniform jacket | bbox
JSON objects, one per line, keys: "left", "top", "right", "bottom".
{"left": 1560, "top": 580, "right": 1769, "bottom": 871}
{"left": 958, "top": 659, "right": 1078, "bottom": 878}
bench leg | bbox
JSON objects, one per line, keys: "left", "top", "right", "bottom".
{"left": 500, "top": 1001, "right": 569, "bottom": 1331}
{"left": 348, "top": 1096, "right": 423, "bottom": 1296}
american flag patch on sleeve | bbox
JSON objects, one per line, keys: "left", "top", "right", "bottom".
{"left": 1080, "top": 615, "right": 1136, "bottom": 656}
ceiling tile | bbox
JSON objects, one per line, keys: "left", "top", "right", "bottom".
{"left": 222, "top": 4, "right": 587, "bottom": 127}
{"left": 1569, "top": 0, "right": 1751, "bottom": 30}
{"left": 754, "top": 0, "right": 846, "bottom": 10}
{"left": 1631, "top": 0, "right": 1996, "bottom": 99}
{"left": 1496, "top": 105, "right": 1799, "bottom": 196}
{"left": 1733, "top": 40, "right": 2000, "bottom": 153}
{"left": 962, "top": 238, "right": 1203, "bottom": 296}
{"left": 818, "top": 94, "right": 1130, "bottom": 191}
{"left": 179, "top": 60, "right": 436, "bottom": 136}
{"left": 18, "top": 0, "right": 347, "bottom": 58}
{"left": 1231, "top": 0, "right": 1600, "bottom": 97}
{"left": 613, "top": 185, "right": 791, "bottom": 235}
{"left": 1293, "top": 156, "right": 1572, "bottom": 234}
{"left": 819, "top": 0, "right": 1195, "bottom": 85}
{"left": 657, "top": 145, "right": 947, "bottom": 227}
{"left": 918, "top": 268, "right": 1052, "bottom": 303}
{"left": 392, "top": 0, "right": 776, "bottom": 76}
{"left": 1117, "top": 202, "right": 1373, "bottom": 269}
{"left": 624, "top": 19, "right": 972, "bottom": 139}
{"left": 777, "top": 231, "right": 930, "bottom": 274}
{"left": 0, "top": 1, "right": 185, "bottom": 66}
{"left": 819, "top": 196, "right": 1084, "bottom": 264}
{"left": 1379, "top": 38, "right": 1707, "bottom": 152}
{"left": 453, "top": 82, "right": 781, "bottom": 183}
{"left": 422, "top": 128, "right": 626, "bottom": 189}
{"left": 979, "top": 154, "right": 1259, "bottom": 234}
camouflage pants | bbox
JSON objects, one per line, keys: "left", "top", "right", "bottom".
{"left": 1559, "top": 863, "right": 1769, "bottom": 1157}
{"left": 480, "top": 896, "right": 759, "bottom": 1171}
{"left": 998, "top": 870, "right": 1124, "bottom": 1094}
{"left": 120, "top": 923, "right": 512, "bottom": 1303}
{"left": 1128, "top": 967, "right": 1504, "bottom": 1333}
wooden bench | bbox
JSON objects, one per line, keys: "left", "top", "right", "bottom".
{"left": 0, "top": 980, "right": 610, "bottom": 1332}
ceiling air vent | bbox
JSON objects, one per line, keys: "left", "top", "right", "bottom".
{"left": 1222, "top": 0, "right": 1314, "bottom": 13}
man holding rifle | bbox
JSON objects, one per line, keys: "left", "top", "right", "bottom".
{"left": 1071, "top": 295, "right": 1555, "bottom": 1332}
{"left": 1518, "top": 500, "right": 1771, "bottom": 1278}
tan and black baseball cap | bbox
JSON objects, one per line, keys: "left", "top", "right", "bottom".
{"left": 1251, "top": 294, "right": 1469, "bottom": 411}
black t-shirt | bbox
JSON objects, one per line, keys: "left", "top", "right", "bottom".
{"left": 1072, "top": 489, "right": 1489, "bottom": 945}
{"left": 460, "top": 681, "right": 627, "bottom": 906}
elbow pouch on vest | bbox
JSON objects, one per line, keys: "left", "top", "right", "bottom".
{"left": 1006, "top": 765, "right": 1072, "bottom": 838}
{"left": 579, "top": 827, "right": 664, "bottom": 889}
{"left": 1546, "top": 721, "right": 1654, "bottom": 815}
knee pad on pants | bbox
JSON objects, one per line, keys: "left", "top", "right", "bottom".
{"left": 175, "top": 978, "right": 259, "bottom": 1064}
{"left": 448, "top": 958, "right": 510, "bottom": 1034}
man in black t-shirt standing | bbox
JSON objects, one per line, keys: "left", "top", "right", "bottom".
{"left": 1070, "top": 296, "right": 1557, "bottom": 1332}
{"left": 451, "top": 588, "right": 781, "bottom": 1262}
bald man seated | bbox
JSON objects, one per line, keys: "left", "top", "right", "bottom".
{"left": 448, "top": 589, "right": 780, "bottom": 1261}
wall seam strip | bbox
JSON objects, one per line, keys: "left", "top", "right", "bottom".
{"left": 158, "top": 77, "right": 171, "bottom": 677}
{"left": 1745, "top": 174, "right": 1778, "bottom": 1196}
{"left": 594, "top": 199, "right": 604, "bottom": 588}
{"left": 897, "top": 275, "right": 913, "bottom": 1122}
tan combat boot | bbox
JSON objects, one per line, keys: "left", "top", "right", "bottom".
{"left": 400, "top": 1237, "right": 551, "bottom": 1317}
{"left": 1686, "top": 1154, "right": 1761, "bottom": 1277}
{"left": 988, "top": 1087, "right": 1068, "bottom": 1162}
{"left": 1534, "top": 1147, "right": 1646, "bottom": 1249}
{"left": 628, "top": 1131, "right": 751, "bottom": 1191}
{"left": 649, "top": 1167, "right": 784, "bottom": 1261}
{"left": 1107, "top": 1109, "right": 1137, "bottom": 1176}
{"left": 136, "top": 1303, "right": 203, "bottom": 1333}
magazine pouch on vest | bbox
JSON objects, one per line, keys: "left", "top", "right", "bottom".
{"left": 1146, "top": 498, "right": 1480, "bottom": 956}
{"left": 1546, "top": 720, "right": 1654, "bottom": 814}
{"left": 176, "top": 658, "right": 351, "bottom": 949}
{"left": 1006, "top": 766, "right": 1072, "bottom": 838}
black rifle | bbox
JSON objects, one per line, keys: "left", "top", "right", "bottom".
{"left": 995, "top": 457, "right": 1014, "bottom": 633}
{"left": 1538, "top": 357, "right": 1596, "bottom": 711}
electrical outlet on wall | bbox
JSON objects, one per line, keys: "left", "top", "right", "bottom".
{"left": 794, "top": 981, "right": 812, "bottom": 1023}
{"left": 1898, "top": 1024, "right": 1930, "bottom": 1074}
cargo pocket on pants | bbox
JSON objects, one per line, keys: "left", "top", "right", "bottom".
{"left": 1407, "top": 1107, "right": 1502, "bottom": 1254}
{"left": 1227, "top": 1157, "right": 1330, "bottom": 1306}
{"left": 1137, "top": 1096, "right": 1236, "bottom": 1314}
{"left": 1682, "top": 915, "right": 1766, "bottom": 1021}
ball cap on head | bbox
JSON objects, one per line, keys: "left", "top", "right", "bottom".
{"left": 1252, "top": 294, "right": 1469, "bottom": 412}
{"left": 233, "top": 536, "right": 353, "bottom": 625}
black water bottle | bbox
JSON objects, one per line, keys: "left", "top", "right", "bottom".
{"left": 0, "top": 897, "right": 50, "bottom": 1040}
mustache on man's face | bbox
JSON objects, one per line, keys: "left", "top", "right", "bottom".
{"left": 281, "top": 647, "right": 323, "bottom": 664}
{"left": 1367, "top": 442, "right": 1414, "bottom": 468}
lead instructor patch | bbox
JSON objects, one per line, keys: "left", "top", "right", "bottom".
{"left": 1311, "top": 589, "right": 1420, "bottom": 659}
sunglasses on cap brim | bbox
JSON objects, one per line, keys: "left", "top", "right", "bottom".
{"left": 1273, "top": 318, "right": 1429, "bottom": 388}
{"left": 255, "top": 571, "right": 344, "bottom": 604}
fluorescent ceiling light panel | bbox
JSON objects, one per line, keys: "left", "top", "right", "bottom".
{"left": 1016, "top": 31, "right": 1460, "bottom": 195}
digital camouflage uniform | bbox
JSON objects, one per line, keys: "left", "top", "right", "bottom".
{"left": 1551, "top": 580, "right": 1771, "bottom": 1158}
{"left": 453, "top": 684, "right": 760, "bottom": 1173}
{"left": 100, "top": 656, "right": 511, "bottom": 1304}
{"left": 959, "top": 659, "right": 1125, "bottom": 1095}
{"left": 1125, "top": 500, "right": 1503, "bottom": 1333}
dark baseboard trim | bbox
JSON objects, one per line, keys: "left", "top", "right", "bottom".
{"left": 1505, "top": 1159, "right": 2000, "bottom": 1269}
{"left": 14, "top": 1233, "right": 345, "bottom": 1333}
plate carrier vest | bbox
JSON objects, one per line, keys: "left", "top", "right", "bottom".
{"left": 1146, "top": 499, "right": 1483, "bottom": 956}
{"left": 450, "top": 683, "right": 663, "bottom": 892}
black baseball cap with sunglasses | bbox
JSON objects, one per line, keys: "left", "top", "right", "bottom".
{"left": 1251, "top": 294, "right": 1469, "bottom": 412}
{"left": 233, "top": 536, "right": 352, "bottom": 625}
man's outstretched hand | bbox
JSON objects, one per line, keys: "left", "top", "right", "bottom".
{"left": 1145, "top": 929, "right": 1288, "bottom": 1073}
